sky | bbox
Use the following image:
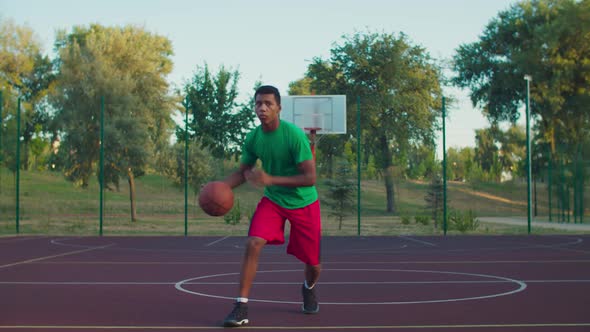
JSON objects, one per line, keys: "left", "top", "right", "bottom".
{"left": 1, "top": 0, "right": 521, "bottom": 154}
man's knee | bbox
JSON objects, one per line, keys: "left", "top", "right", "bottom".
{"left": 246, "top": 236, "right": 266, "bottom": 251}
{"left": 306, "top": 264, "right": 322, "bottom": 273}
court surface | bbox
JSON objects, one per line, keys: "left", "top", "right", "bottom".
{"left": 1, "top": 235, "right": 589, "bottom": 331}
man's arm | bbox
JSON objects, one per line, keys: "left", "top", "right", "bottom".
{"left": 223, "top": 164, "right": 255, "bottom": 189}
{"left": 245, "top": 159, "right": 316, "bottom": 187}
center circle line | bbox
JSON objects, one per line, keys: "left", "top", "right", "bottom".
{"left": 174, "top": 268, "right": 527, "bottom": 305}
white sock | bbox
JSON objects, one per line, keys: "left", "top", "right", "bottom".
{"left": 236, "top": 297, "right": 248, "bottom": 303}
{"left": 304, "top": 280, "right": 315, "bottom": 289}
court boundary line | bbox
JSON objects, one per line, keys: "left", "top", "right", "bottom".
{"left": 1, "top": 322, "right": 590, "bottom": 329}
{"left": 0, "top": 236, "right": 50, "bottom": 244}
{"left": 397, "top": 236, "right": 437, "bottom": 247}
{"left": 205, "top": 235, "right": 231, "bottom": 247}
{"left": 45, "top": 235, "right": 587, "bottom": 255}
{"left": 0, "top": 243, "right": 114, "bottom": 269}
{"left": 0, "top": 279, "right": 588, "bottom": 286}
{"left": 33, "top": 259, "right": 590, "bottom": 265}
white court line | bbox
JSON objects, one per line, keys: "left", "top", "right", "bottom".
{"left": 397, "top": 236, "right": 437, "bottom": 247}
{"left": 0, "top": 243, "right": 114, "bottom": 269}
{"left": 2, "top": 323, "right": 590, "bottom": 330}
{"left": 1, "top": 279, "right": 589, "bottom": 286}
{"left": 205, "top": 235, "right": 231, "bottom": 247}
{"left": 175, "top": 269, "right": 527, "bottom": 305}
{"left": 34, "top": 259, "right": 590, "bottom": 265}
{"left": 0, "top": 236, "right": 50, "bottom": 244}
{"left": 45, "top": 235, "right": 588, "bottom": 255}
{"left": 446, "top": 237, "right": 586, "bottom": 253}
{"left": 50, "top": 238, "right": 93, "bottom": 249}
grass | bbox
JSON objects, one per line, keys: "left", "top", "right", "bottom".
{"left": 1, "top": 166, "right": 588, "bottom": 236}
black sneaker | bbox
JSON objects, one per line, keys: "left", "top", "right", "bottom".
{"left": 223, "top": 302, "right": 249, "bottom": 327}
{"left": 301, "top": 283, "right": 319, "bottom": 314}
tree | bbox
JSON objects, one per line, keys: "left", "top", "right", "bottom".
{"left": 474, "top": 127, "right": 499, "bottom": 173}
{"left": 0, "top": 18, "right": 39, "bottom": 92}
{"left": 424, "top": 175, "right": 444, "bottom": 229}
{"left": 446, "top": 147, "right": 464, "bottom": 181}
{"left": 288, "top": 77, "right": 314, "bottom": 95}
{"left": 305, "top": 31, "right": 443, "bottom": 213}
{"left": 452, "top": 0, "right": 590, "bottom": 162}
{"left": 324, "top": 160, "right": 356, "bottom": 230}
{"left": 407, "top": 144, "right": 437, "bottom": 180}
{"left": 173, "top": 142, "right": 214, "bottom": 197}
{"left": 498, "top": 125, "right": 526, "bottom": 176}
{"left": 0, "top": 18, "right": 55, "bottom": 172}
{"left": 52, "top": 24, "right": 175, "bottom": 221}
{"left": 183, "top": 64, "right": 255, "bottom": 160}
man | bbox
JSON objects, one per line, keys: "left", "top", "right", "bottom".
{"left": 222, "top": 85, "right": 322, "bottom": 327}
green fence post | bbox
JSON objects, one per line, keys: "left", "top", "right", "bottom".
{"left": 559, "top": 158, "right": 567, "bottom": 222}
{"left": 524, "top": 75, "right": 532, "bottom": 234}
{"left": 16, "top": 97, "right": 21, "bottom": 234}
{"left": 574, "top": 146, "right": 579, "bottom": 224}
{"left": 548, "top": 145, "right": 552, "bottom": 222}
{"left": 356, "top": 96, "right": 361, "bottom": 237}
{"left": 184, "top": 98, "right": 189, "bottom": 237}
{"left": 0, "top": 91, "right": 3, "bottom": 196}
{"left": 580, "top": 148, "right": 583, "bottom": 223}
{"left": 99, "top": 96, "right": 104, "bottom": 236}
{"left": 0, "top": 91, "right": 3, "bottom": 167}
{"left": 442, "top": 96, "right": 447, "bottom": 236}
{"left": 581, "top": 158, "right": 585, "bottom": 224}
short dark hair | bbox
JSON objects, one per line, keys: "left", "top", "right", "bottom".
{"left": 255, "top": 85, "right": 281, "bottom": 105}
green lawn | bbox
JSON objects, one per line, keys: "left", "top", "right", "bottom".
{"left": 1, "top": 167, "right": 588, "bottom": 236}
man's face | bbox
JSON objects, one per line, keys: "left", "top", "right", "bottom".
{"left": 255, "top": 93, "right": 281, "bottom": 128}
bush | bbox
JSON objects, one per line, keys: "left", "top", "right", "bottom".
{"left": 401, "top": 215, "right": 411, "bottom": 225}
{"left": 224, "top": 199, "right": 242, "bottom": 225}
{"left": 415, "top": 215, "right": 430, "bottom": 226}
{"left": 449, "top": 209, "right": 479, "bottom": 233}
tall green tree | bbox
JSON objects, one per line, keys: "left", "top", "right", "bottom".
{"left": 305, "top": 31, "right": 443, "bottom": 213}
{"left": 0, "top": 18, "right": 55, "bottom": 172}
{"left": 472, "top": 125, "right": 527, "bottom": 182}
{"left": 498, "top": 124, "right": 526, "bottom": 176}
{"left": 446, "top": 147, "right": 464, "bottom": 181}
{"left": 407, "top": 144, "right": 437, "bottom": 180}
{"left": 474, "top": 127, "right": 499, "bottom": 173}
{"left": 183, "top": 64, "right": 255, "bottom": 160}
{"left": 452, "top": 0, "right": 590, "bottom": 158}
{"left": 52, "top": 24, "right": 175, "bottom": 221}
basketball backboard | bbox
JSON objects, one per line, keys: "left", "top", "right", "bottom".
{"left": 280, "top": 95, "right": 346, "bottom": 134}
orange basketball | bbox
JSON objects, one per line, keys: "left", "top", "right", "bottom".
{"left": 198, "top": 181, "right": 234, "bottom": 216}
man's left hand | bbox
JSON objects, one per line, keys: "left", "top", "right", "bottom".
{"left": 244, "top": 168, "right": 272, "bottom": 187}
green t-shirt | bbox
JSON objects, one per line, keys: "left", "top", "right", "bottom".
{"left": 241, "top": 120, "right": 318, "bottom": 209}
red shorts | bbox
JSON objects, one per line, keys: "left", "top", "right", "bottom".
{"left": 248, "top": 197, "right": 322, "bottom": 266}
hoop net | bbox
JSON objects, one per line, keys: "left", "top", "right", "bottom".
{"left": 304, "top": 113, "right": 324, "bottom": 160}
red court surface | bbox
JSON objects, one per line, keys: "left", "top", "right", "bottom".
{"left": 1, "top": 235, "right": 590, "bottom": 331}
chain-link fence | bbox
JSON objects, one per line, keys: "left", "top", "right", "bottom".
{"left": 1, "top": 94, "right": 588, "bottom": 236}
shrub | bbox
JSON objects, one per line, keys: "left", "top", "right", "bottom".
{"left": 449, "top": 209, "right": 479, "bottom": 233}
{"left": 324, "top": 160, "right": 356, "bottom": 230}
{"left": 224, "top": 199, "right": 242, "bottom": 225}
{"left": 415, "top": 215, "right": 430, "bottom": 226}
{"left": 401, "top": 215, "right": 411, "bottom": 225}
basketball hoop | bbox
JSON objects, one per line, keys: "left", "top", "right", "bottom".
{"left": 304, "top": 112, "right": 324, "bottom": 161}
{"left": 280, "top": 94, "right": 347, "bottom": 162}
{"left": 304, "top": 127, "right": 322, "bottom": 160}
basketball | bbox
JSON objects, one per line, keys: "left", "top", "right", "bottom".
{"left": 198, "top": 181, "right": 234, "bottom": 216}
